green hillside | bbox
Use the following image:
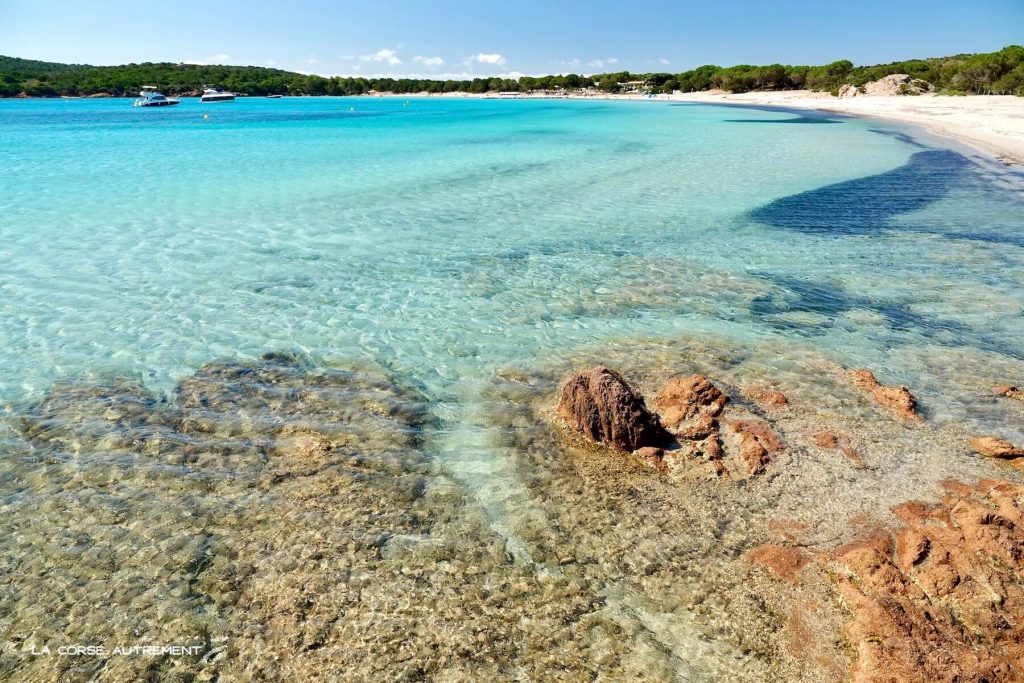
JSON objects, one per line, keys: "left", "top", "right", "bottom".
{"left": 1, "top": 45, "right": 1021, "bottom": 98}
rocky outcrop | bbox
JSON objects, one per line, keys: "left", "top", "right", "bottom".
{"left": 827, "top": 480, "right": 1024, "bottom": 683}
{"left": 969, "top": 436, "right": 1024, "bottom": 459}
{"left": 655, "top": 374, "right": 728, "bottom": 428}
{"left": 863, "top": 74, "right": 930, "bottom": 96}
{"left": 848, "top": 369, "right": 920, "bottom": 421}
{"left": 838, "top": 74, "right": 930, "bottom": 98}
{"left": 557, "top": 366, "right": 669, "bottom": 451}
{"left": 837, "top": 84, "right": 861, "bottom": 99}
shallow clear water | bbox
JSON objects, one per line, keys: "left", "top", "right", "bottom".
{"left": 3, "top": 97, "right": 1023, "bottom": 437}
{"left": 2, "top": 96, "right": 1024, "bottom": 680}
{"left": 0, "top": 104, "right": 1016, "bottom": 372}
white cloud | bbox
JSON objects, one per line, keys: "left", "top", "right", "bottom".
{"left": 472, "top": 53, "right": 506, "bottom": 66}
{"left": 587, "top": 57, "right": 619, "bottom": 69}
{"left": 307, "top": 56, "right": 319, "bottom": 65}
{"left": 266, "top": 59, "right": 277, "bottom": 67}
{"left": 413, "top": 55, "right": 444, "bottom": 67}
{"left": 361, "top": 49, "right": 402, "bottom": 66}
{"left": 183, "top": 53, "right": 231, "bottom": 66}
{"left": 658, "top": 57, "right": 670, "bottom": 65}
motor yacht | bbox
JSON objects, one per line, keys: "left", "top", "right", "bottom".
{"left": 201, "top": 87, "right": 236, "bottom": 103}
{"left": 132, "top": 86, "right": 180, "bottom": 107}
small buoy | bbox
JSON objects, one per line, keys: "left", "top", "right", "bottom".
{"left": 203, "top": 114, "right": 209, "bottom": 120}
{"left": 349, "top": 106, "right": 355, "bottom": 112}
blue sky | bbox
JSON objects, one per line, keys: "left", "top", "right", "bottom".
{"left": 3, "top": 0, "right": 1022, "bottom": 77}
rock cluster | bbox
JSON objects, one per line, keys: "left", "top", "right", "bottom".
{"left": 848, "top": 369, "right": 920, "bottom": 421}
{"left": 558, "top": 367, "right": 786, "bottom": 478}
{"left": 556, "top": 366, "right": 669, "bottom": 451}
{"left": 751, "top": 480, "right": 1024, "bottom": 683}
{"left": 831, "top": 480, "right": 1024, "bottom": 683}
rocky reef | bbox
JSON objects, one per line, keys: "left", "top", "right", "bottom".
{"left": 3, "top": 353, "right": 664, "bottom": 682}
{"left": 3, "top": 337, "right": 1024, "bottom": 682}
{"left": 534, "top": 335, "right": 1024, "bottom": 680}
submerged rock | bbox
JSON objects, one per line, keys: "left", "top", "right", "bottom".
{"left": 19, "top": 377, "right": 171, "bottom": 451}
{"left": 656, "top": 374, "right": 728, "bottom": 428}
{"left": 726, "top": 419, "right": 784, "bottom": 475}
{"left": 997, "top": 385, "right": 1024, "bottom": 403}
{"left": 747, "top": 544, "right": 813, "bottom": 584}
{"left": 808, "top": 430, "right": 866, "bottom": 467}
{"left": 848, "top": 369, "right": 920, "bottom": 421}
{"left": 557, "top": 366, "right": 669, "bottom": 451}
{"left": 742, "top": 384, "right": 789, "bottom": 409}
{"left": 968, "top": 435, "right": 1024, "bottom": 459}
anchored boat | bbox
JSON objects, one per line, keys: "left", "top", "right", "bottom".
{"left": 132, "top": 86, "right": 180, "bottom": 107}
{"left": 201, "top": 87, "right": 236, "bottom": 103}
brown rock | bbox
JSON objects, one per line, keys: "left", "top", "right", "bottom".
{"left": 848, "top": 369, "right": 920, "bottom": 421}
{"left": 824, "top": 481, "right": 1024, "bottom": 683}
{"left": 655, "top": 374, "right": 728, "bottom": 428}
{"left": 996, "top": 385, "right": 1024, "bottom": 402}
{"left": 747, "top": 544, "right": 812, "bottom": 584}
{"left": 809, "top": 431, "right": 866, "bottom": 467}
{"left": 810, "top": 431, "right": 841, "bottom": 449}
{"left": 742, "top": 384, "right": 790, "bottom": 409}
{"left": 727, "top": 419, "right": 783, "bottom": 475}
{"left": 557, "top": 366, "right": 669, "bottom": 451}
{"left": 673, "top": 413, "right": 717, "bottom": 440}
{"left": 968, "top": 436, "right": 1024, "bottom": 459}
{"left": 840, "top": 447, "right": 867, "bottom": 468}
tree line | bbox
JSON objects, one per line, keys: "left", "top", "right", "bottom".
{"left": 1, "top": 46, "right": 1021, "bottom": 98}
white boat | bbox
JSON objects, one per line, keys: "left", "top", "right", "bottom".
{"left": 201, "top": 87, "right": 236, "bottom": 103}
{"left": 133, "top": 86, "right": 180, "bottom": 107}
{"left": 266, "top": 94, "right": 283, "bottom": 99}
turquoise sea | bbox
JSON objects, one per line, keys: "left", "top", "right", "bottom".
{"left": 2, "top": 96, "right": 1024, "bottom": 681}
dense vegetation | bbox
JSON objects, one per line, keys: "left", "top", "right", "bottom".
{"left": 1, "top": 46, "right": 1021, "bottom": 98}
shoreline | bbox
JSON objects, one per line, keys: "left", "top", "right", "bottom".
{"left": 665, "top": 91, "right": 1024, "bottom": 167}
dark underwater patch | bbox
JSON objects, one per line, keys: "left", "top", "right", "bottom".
{"left": 723, "top": 116, "right": 839, "bottom": 124}
{"left": 750, "top": 273, "right": 1024, "bottom": 359}
{"left": 867, "top": 128, "right": 928, "bottom": 149}
{"left": 749, "top": 149, "right": 970, "bottom": 235}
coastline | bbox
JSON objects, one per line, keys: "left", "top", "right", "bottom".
{"left": 665, "top": 91, "right": 1024, "bottom": 167}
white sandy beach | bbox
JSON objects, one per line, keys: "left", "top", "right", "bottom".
{"left": 668, "top": 91, "right": 1024, "bottom": 166}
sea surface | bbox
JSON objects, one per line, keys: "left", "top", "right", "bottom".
{"left": 2, "top": 96, "right": 1024, "bottom": 680}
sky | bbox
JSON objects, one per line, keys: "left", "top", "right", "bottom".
{"left": 2, "top": 0, "right": 1022, "bottom": 77}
